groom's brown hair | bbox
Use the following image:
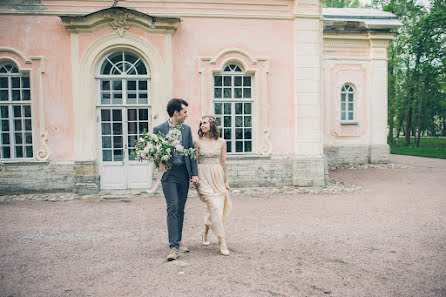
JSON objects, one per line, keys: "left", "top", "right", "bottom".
{"left": 167, "top": 98, "right": 188, "bottom": 117}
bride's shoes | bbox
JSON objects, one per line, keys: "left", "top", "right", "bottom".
{"left": 218, "top": 237, "right": 230, "bottom": 256}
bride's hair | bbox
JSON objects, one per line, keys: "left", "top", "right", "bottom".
{"left": 198, "top": 116, "right": 220, "bottom": 140}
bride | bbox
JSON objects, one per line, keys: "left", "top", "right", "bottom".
{"left": 194, "top": 116, "right": 232, "bottom": 256}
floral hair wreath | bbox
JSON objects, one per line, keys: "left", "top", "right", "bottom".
{"left": 200, "top": 116, "right": 217, "bottom": 125}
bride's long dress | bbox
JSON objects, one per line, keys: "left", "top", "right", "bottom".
{"left": 196, "top": 139, "right": 232, "bottom": 237}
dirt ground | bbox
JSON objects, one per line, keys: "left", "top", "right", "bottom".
{"left": 0, "top": 155, "right": 445, "bottom": 297}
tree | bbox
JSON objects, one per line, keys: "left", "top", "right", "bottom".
{"left": 372, "top": 0, "right": 445, "bottom": 146}
{"left": 323, "top": 0, "right": 361, "bottom": 8}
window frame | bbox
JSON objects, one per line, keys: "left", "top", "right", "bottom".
{"left": 340, "top": 83, "right": 357, "bottom": 125}
{"left": 0, "top": 64, "right": 33, "bottom": 160}
{"left": 212, "top": 63, "right": 254, "bottom": 154}
{"left": 95, "top": 50, "right": 152, "bottom": 164}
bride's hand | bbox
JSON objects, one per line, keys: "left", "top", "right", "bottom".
{"left": 225, "top": 181, "right": 230, "bottom": 190}
{"left": 158, "top": 161, "right": 166, "bottom": 171}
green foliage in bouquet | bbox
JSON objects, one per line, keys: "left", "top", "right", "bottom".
{"left": 132, "top": 124, "right": 196, "bottom": 169}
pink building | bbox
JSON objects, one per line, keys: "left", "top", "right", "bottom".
{"left": 0, "top": 1, "right": 400, "bottom": 193}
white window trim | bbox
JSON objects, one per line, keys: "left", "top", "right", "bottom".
{"left": 212, "top": 63, "right": 255, "bottom": 154}
{"left": 198, "top": 49, "right": 271, "bottom": 156}
{"left": 95, "top": 51, "right": 152, "bottom": 165}
{"left": 0, "top": 64, "right": 34, "bottom": 160}
{"left": 340, "top": 83, "right": 358, "bottom": 125}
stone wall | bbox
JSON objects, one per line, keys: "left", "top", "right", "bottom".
{"left": 73, "top": 161, "right": 100, "bottom": 194}
{"left": 1, "top": 155, "right": 329, "bottom": 194}
{"left": 324, "top": 144, "right": 390, "bottom": 166}
{"left": 226, "top": 155, "right": 326, "bottom": 187}
{"left": 0, "top": 161, "right": 75, "bottom": 194}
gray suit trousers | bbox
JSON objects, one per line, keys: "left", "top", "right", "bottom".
{"left": 161, "top": 165, "right": 189, "bottom": 249}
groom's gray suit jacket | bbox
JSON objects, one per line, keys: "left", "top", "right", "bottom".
{"left": 153, "top": 121, "right": 198, "bottom": 182}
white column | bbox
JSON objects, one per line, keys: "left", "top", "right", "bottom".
{"left": 293, "top": 0, "right": 325, "bottom": 185}
{"left": 369, "top": 35, "right": 392, "bottom": 163}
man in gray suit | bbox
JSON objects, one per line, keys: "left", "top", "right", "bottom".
{"left": 153, "top": 98, "right": 199, "bottom": 261}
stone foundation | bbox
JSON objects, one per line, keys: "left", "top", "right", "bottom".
{"left": 73, "top": 161, "right": 100, "bottom": 194}
{"left": 226, "top": 154, "right": 326, "bottom": 187}
{"left": 324, "top": 144, "right": 390, "bottom": 166}
{"left": 0, "top": 161, "right": 75, "bottom": 194}
{"left": 370, "top": 144, "right": 390, "bottom": 163}
{"left": 1, "top": 155, "right": 329, "bottom": 194}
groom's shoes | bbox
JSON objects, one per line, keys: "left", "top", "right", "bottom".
{"left": 167, "top": 248, "right": 179, "bottom": 261}
{"left": 178, "top": 242, "right": 190, "bottom": 253}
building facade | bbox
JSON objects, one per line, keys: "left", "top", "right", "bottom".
{"left": 0, "top": 1, "right": 400, "bottom": 193}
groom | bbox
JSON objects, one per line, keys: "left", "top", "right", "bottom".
{"left": 153, "top": 98, "right": 199, "bottom": 261}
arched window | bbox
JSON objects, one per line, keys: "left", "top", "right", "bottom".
{"left": 96, "top": 51, "right": 151, "bottom": 163}
{"left": 341, "top": 84, "right": 355, "bottom": 122}
{"left": 213, "top": 63, "right": 252, "bottom": 153}
{"left": 0, "top": 64, "right": 33, "bottom": 159}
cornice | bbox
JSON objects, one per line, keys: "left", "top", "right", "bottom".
{"left": 324, "top": 40, "right": 369, "bottom": 48}
{"left": 0, "top": 10, "right": 296, "bottom": 20}
{"left": 323, "top": 31, "right": 395, "bottom": 49}
{"left": 59, "top": 7, "right": 180, "bottom": 35}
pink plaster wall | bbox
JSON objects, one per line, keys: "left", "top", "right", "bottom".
{"left": 323, "top": 49, "right": 370, "bottom": 144}
{"left": 1, "top": 10, "right": 295, "bottom": 160}
{"left": 78, "top": 26, "right": 166, "bottom": 65}
{"left": 0, "top": 15, "right": 74, "bottom": 160}
{"left": 172, "top": 18, "right": 295, "bottom": 154}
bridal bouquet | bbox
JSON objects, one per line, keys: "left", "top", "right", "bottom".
{"left": 133, "top": 124, "right": 196, "bottom": 170}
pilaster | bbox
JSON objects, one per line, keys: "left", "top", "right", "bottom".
{"left": 293, "top": 0, "right": 325, "bottom": 185}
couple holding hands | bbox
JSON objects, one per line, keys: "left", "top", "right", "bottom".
{"left": 153, "top": 98, "right": 232, "bottom": 261}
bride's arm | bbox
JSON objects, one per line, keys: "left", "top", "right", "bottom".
{"left": 220, "top": 138, "right": 226, "bottom": 170}
{"left": 193, "top": 140, "right": 199, "bottom": 164}
{"left": 220, "top": 139, "right": 230, "bottom": 189}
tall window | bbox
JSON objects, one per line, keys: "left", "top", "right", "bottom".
{"left": 213, "top": 64, "right": 252, "bottom": 153}
{"left": 0, "top": 64, "right": 33, "bottom": 159}
{"left": 341, "top": 84, "right": 355, "bottom": 122}
{"left": 97, "top": 51, "right": 150, "bottom": 162}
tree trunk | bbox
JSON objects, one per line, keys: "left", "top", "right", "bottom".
{"left": 405, "top": 106, "right": 412, "bottom": 146}
{"left": 388, "top": 117, "right": 394, "bottom": 144}
{"left": 396, "top": 116, "right": 403, "bottom": 143}
{"left": 441, "top": 117, "right": 446, "bottom": 136}
{"left": 415, "top": 80, "right": 427, "bottom": 147}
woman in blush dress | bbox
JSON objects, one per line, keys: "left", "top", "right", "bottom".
{"left": 194, "top": 116, "right": 232, "bottom": 256}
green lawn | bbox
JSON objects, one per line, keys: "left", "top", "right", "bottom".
{"left": 390, "top": 137, "right": 446, "bottom": 159}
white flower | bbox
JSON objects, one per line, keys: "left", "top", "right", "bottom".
{"left": 166, "top": 148, "right": 171, "bottom": 154}
{"left": 176, "top": 145, "right": 184, "bottom": 152}
{"left": 161, "top": 154, "right": 170, "bottom": 161}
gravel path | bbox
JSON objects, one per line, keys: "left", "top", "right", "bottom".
{"left": 0, "top": 155, "right": 445, "bottom": 297}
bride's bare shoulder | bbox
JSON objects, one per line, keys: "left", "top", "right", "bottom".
{"left": 218, "top": 138, "right": 226, "bottom": 146}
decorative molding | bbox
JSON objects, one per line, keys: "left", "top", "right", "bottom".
{"left": 324, "top": 40, "right": 369, "bottom": 48}
{"left": 0, "top": 47, "right": 32, "bottom": 64}
{"left": 210, "top": 48, "right": 257, "bottom": 65}
{"left": 260, "top": 129, "right": 272, "bottom": 155}
{"left": 37, "top": 132, "right": 50, "bottom": 160}
{"left": 1, "top": 9, "right": 296, "bottom": 20}
{"left": 60, "top": 6, "right": 180, "bottom": 35}
{"left": 199, "top": 49, "right": 272, "bottom": 155}
{"left": 104, "top": 9, "right": 131, "bottom": 36}
{"left": 370, "top": 40, "right": 391, "bottom": 48}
